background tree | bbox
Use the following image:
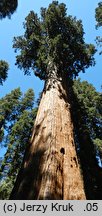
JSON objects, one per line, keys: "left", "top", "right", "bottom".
{"left": 95, "top": 2, "right": 102, "bottom": 28}
{"left": 0, "top": 60, "right": 9, "bottom": 85}
{"left": 0, "top": 88, "right": 37, "bottom": 199}
{"left": 73, "top": 79, "right": 102, "bottom": 150}
{"left": 95, "top": 2, "right": 102, "bottom": 54}
{"left": 0, "top": 0, "right": 15, "bottom": 84}
{"left": 71, "top": 79, "right": 102, "bottom": 199}
{"left": 0, "top": 0, "right": 18, "bottom": 19}
{"left": 10, "top": 1, "right": 96, "bottom": 200}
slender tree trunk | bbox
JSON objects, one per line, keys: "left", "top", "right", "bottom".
{"left": 10, "top": 70, "right": 86, "bottom": 199}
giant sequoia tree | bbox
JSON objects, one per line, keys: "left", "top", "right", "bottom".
{"left": 0, "top": 80, "right": 101, "bottom": 200}
{"left": 10, "top": 1, "right": 96, "bottom": 200}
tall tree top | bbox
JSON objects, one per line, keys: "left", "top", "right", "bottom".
{"left": 13, "top": 1, "right": 96, "bottom": 80}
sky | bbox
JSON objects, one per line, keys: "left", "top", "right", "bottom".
{"left": 0, "top": 0, "right": 102, "bottom": 103}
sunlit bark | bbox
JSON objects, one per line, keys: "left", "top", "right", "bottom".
{"left": 10, "top": 66, "right": 86, "bottom": 200}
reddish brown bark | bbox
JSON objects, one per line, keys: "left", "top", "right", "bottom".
{"left": 10, "top": 77, "right": 86, "bottom": 200}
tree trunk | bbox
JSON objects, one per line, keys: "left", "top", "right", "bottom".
{"left": 10, "top": 73, "right": 86, "bottom": 200}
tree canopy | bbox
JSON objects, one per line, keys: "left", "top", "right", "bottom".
{"left": 95, "top": 2, "right": 102, "bottom": 28}
{"left": 0, "top": 0, "right": 12, "bottom": 84}
{"left": 73, "top": 79, "right": 102, "bottom": 162}
{"left": 72, "top": 79, "right": 102, "bottom": 198}
{"left": 0, "top": 0, "right": 18, "bottom": 19}
{"left": 0, "top": 88, "right": 37, "bottom": 199}
{"left": 95, "top": 2, "right": 102, "bottom": 54}
{"left": 73, "top": 79, "right": 102, "bottom": 139}
{"left": 0, "top": 60, "right": 9, "bottom": 85}
{"left": 13, "top": 1, "right": 96, "bottom": 80}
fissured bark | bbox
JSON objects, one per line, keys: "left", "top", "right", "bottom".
{"left": 10, "top": 72, "right": 86, "bottom": 200}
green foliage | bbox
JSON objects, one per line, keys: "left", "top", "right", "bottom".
{"left": 0, "top": 88, "right": 21, "bottom": 131}
{"left": 0, "top": 0, "right": 18, "bottom": 19}
{"left": 95, "top": 2, "right": 102, "bottom": 54}
{"left": 13, "top": 1, "right": 96, "bottom": 80}
{"left": 71, "top": 79, "right": 102, "bottom": 198}
{"left": 73, "top": 78, "right": 102, "bottom": 164}
{"left": 0, "top": 177, "right": 14, "bottom": 200}
{"left": 94, "top": 138, "right": 102, "bottom": 164}
{"left": 0, "top": 88, "right": 37, "bottom": 199}
{"left": 95, "top": 2, "right": 102, "bottom": 28}
{"left": 0, "top": 2, "right": 10, "bottom": 85}
{"left": 0, "top": 60, "right": 9, "bottom": 85}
